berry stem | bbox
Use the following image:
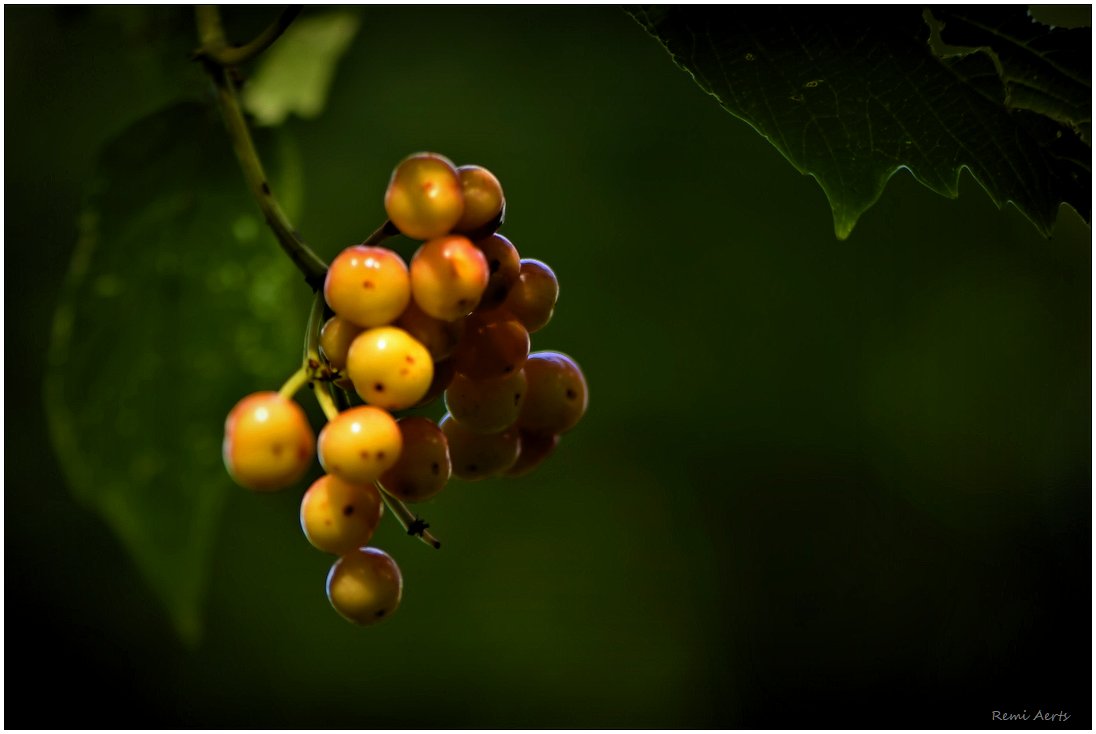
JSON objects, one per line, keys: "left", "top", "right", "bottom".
{"left": 194, "top": 6, "right": 328, "bottom": 291}
{"left": 312, "top": 381, "right": 340, "bottom": 422}
{"left": 303, "top": 291, "right": 325, "bottom": 366}
{"left": 278, "top": 365, "right": 311, "bottom": 399}
{"left": 193, "top": 5, "right": 302, "bottom": 67}
{"left": 362, "top": 220, "right": 400, "bottom": 247}
{"left": 376, "top": 485, "right": 442, "bottom": 550}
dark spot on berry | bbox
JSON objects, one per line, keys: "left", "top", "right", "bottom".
{"left": 375, "top": 609, "right": 386, "bottom": 617}
{"left": 431, "top": 462, "right": 440, "bottom": 475}
{"left": 374, "top": 382, "right": 385, "bottom": 392}
{"left": 362, "top": 279, "right": 375, "bottom": 289}
{"left": 467, "top": 463, "right": 478, "bottom": 472}
{"left": 325, "top": 519, "right": 332, "bottom": 526}
{"left": 261, "top": 181, "right": 270, "bottom": 195}
{"left": 360, "top": 450, "right": 370, "bottom": 459}
{"left": 514, "top": 393, "right": 521, "bottom": 405}
{"left": 503, "top": 365, "right": 513, "bottom": 373}
{"left": 566, "top": 389, "right": 577, "bottom": 400}
{"left": 343, "top": 505, "right": 354, "bottom": 516}
{"left": 271, "top": 444, "right": 283, "bottom": 456}
{"left": 456, "top": 298, "right": 470, "bottom": 309}
{"left": 400, "top": 367, "right": 410, "bottom": 376}
{"left": 378, "top": 451, "right": 386, "bottom": 459}
{"left": 298, "top": 446, "right": 309, "bottom": 460}
{"left": 405, "top": 355, "right": 415, "bottom": 364}
{"left": 489, "top": 259, "right": 500, "bottom": 273}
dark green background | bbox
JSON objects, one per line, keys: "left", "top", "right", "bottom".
{"left": 6, "top": 5, "right": 1090, "bottom": 728}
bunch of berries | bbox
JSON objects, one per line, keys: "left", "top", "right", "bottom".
{"left": 222, "top": 153, "right": 588, "bottom": 626}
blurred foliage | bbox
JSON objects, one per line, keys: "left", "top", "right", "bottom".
{"left": 628, "top": 5, "right": 1091, "bottom": 238}
{"left": 6, "top": 5, "right": 1091, "bottom": 728}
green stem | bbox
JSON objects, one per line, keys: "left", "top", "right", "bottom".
{"left": 312, "top": 381, "right": 340, "bottom": 421}
{"left": 377, "top": 486, "right": 442, "bottom": 550}
{"left": 278, "top": 365, "right": 310, "bottom": 399}
{"left": 195, "top": 6, "right": 328, "bottom": 290}
{"left": 195, "top": 5, "right": 302, "bottom": 67}
{"left": 304, "top": 291, "right": 326, "bottom": 367}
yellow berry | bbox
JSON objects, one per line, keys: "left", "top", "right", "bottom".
{"left": 384, "top": 153, "right": 464, "bottom": 240}
{"left": 317, "top": 405, "right": 402, "bottom": 484}
{"left": 223, "top": 392, "right": 314, "bottom": 491}
{"left": 326, "top": 547, "right": 403, "bottom": 625}
{"left": 454, "top": 165, "right": 504, "bottom": 235}
{"left": 324, "top": 246, "right": 411, "bottom": 328}
{"left": 346, "top": 326, "right": 434, "bottom": 410}
{"left": 300, "top": 475, "right": 384, "bottom": 555}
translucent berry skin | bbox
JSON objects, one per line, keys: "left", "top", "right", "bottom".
{"left": 454, "top": 165, "right": 504, "bottom": 235}
{"left": 384, "top": 153, "right": 464, "bottom": 240}
{"left": 440, "top": 413, "right": 520, "bottom": 480}
{"left": 410, "top": 235, "right": 489, "bottom": 321}
{"left": 317, "top": 405, "right": 402, "bottom": 484}
{"left": 395, "top": 299, "right": 464, "bottom": 361}
{"left": 326, "top": 547, "right": 403, "bottom": 625}
{"left": 505, "top": 430, "right": 560, "bottom": 478}
{"left": 378, "top": 417, "right": 452, "bottom": 503}
{"left": 319, "top": 316, "right": 363, "bottom": 371}
{"left": 502, "top": 259, "right": 558, "bottom": 333}
{"left": 517, "top": 351, "right": 588, "bottom": 434}
{"left": 324, "top": 246, "right": 411, "bottom": 329}
{"left": 300, "top": 475, "right": 384, "bottom": 555}
{"left": 346, "top": 327, "right": 434, "bottom": 410}
{"left": 474, "top": 234, "right": 521, "bottom": 310}
{"left": 444, "top": 369, "right": 527, "bottom": 434}
{"left": 223, "top": 392, "right": 314, "bottom": 491}
{"left": 452, "top": 309, "right": 530, "bottom": 380}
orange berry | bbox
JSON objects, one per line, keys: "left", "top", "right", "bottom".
{"left": 454, "top": 165, "right": 504, "bottom": 235}
{"left": 394, "top": 299, "right": 464, "bottom": 361}
{"left": 319, "top": 316, "right": 363, "bottom": 371}
{"left": 300, "top": 475, "right": 384, "bottom": 555}
{"left": 439, "top": 413, "right": 519, "bottom": 480}
{"left": 410, "top": 235, "right": 489, "bottom": 321}
{"left": 474, "top": 234, "right": 521, "bottom": 309}
{"left": 384, "top": 153, "right": 464, "bottom": 240}
{"left": 223, "top": 392, "right": 314, "bottom": 491}
{"left": 324, "top": 246, "right": 411, "bottom": 328}
{"left": 517, "top": 351, "right": 588, "bottom": 434}
{"left": 317, "top": 405, "right": 402, "bottom": 484}
{"left": 502, "top": 259, "right": 558, "bottom": 333}
{"left": 444, "top": 369, "right": 527, "bottom": 434}
{"left": 452, "top": 309, "right": 530, "bottom": 380}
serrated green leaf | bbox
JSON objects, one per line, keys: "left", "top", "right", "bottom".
{"left": 44, "top": 102, "right": 313, "bottom": 642}
{"left": 242, "top": 10, "right": 361, "bottom": 126}
{"left": 627, "top": 6, "right": 1091, "bottom": 239}
{"left": 933, "top": 6, "right": 1091, "bottom": 143}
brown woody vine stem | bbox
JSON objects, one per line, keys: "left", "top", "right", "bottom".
{"left": 194, "top": 5, "right": 328, "bottom": 290}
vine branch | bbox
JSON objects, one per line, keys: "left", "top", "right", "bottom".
{"left": 194, "top": 5, "right": 328, "bottom": 290}
{"left": 378, "top": 487, "right": 443, "bottom": 550}
{"left": 194, "top": 5, "right": 302, "bottom": 67}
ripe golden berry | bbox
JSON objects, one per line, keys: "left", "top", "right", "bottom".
{"left": 410, "top": 235, "right": 489, "bottom": 321}
{"left": 384, "top": 153, "right": 464, "bottom": 240}
{"left": 453, "top": 165, "right": 504, "bottom": 235}
{"left": 324, "top": 246, "right": 411, "bottom": 328}
{"left": 300, "top": 475, "right": 384, "bottom": 555}
{"left": 319, "top": 316, "right": 363, "bottom": 371}
{"left": 346, "top": 326, "right": 434, "bottom": 410}
{"left": 317, "top": 405, "right": 402, "bottom": 484}
{"left": 223, "top": 392, "right": 314, "bottom": 491}
{"left": 326, "top": 547, "right": 403, "bottom": 625}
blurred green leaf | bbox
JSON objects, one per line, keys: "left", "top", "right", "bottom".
{"left": 627, "top": 6, "right": 1091, "bottom": 238}
{"left": 44, "top": 102, "right": 312, "bottom": 642}
{"left": 242, "top": 10, "right": 360, "bottom": 126}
